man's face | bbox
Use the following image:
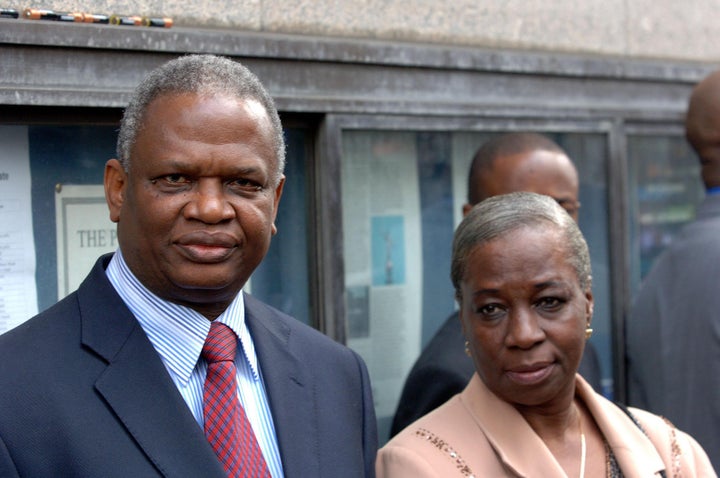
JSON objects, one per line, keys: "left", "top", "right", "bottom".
{"left": 105, "top": 93, "right": 284, "bottom": 318}
{"left": 472, "top": 150, "right": 580, "bottom": 221}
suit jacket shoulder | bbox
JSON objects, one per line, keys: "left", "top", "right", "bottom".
{"left": 244, "top": 292, "right": 378, "bottom": 478}
{"left": 0, "top": 254, "right": 226, "bottom": 477}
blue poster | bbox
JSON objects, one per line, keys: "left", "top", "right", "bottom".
{"left": 371, "top": 215, "right": 406, "bottom": 286}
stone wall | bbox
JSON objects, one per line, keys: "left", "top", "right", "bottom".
{"left": 3, "top": 0, "right": 719, "bottom": 63}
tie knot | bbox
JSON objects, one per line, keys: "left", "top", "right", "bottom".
{"left": 202, "top": 322, "right": 237, "bottom": 364}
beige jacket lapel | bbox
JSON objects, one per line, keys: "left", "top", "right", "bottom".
{"left": 576, "top": 378, "right": 665, "bottom": 478}
{"left": 460, "top": 374, "right": 567, "bottom": 477}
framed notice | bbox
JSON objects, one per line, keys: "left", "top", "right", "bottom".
{"left": 55, "top": 184, "right": 117, "bottom": 298}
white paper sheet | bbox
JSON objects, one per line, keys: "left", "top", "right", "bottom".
{"left": 0, "top": 126, "right": 38, "bottom": 333}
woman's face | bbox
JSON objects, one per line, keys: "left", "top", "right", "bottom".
{"left": 459, "top": 224, "right": 593, "bottom": 410}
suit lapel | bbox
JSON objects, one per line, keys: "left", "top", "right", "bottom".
{"left": 78, "top": 256, "right": 226, "bottom": 478}
{"left": 244, "top": 293, "right": 318, "bottom": 477}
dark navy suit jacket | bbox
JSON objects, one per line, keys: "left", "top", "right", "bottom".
{"left": 0, "top": 254, "right": 377, "bottom": 477}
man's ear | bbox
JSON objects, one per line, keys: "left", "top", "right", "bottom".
{"left": 462, "top": 203, "right": 473, "bottom": 217}
{"left": 104, "top": 159, "right": 126, "bottom": 223}
{"left": 270, "top": 175, "right": 285, "bottom": 236}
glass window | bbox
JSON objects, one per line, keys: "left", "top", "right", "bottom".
{"left": 341, "top": 129, "right": 611, "bottom": 441}
{"left": 250, "top": 128, "right": 311, "bottom": 325}
{"left": 28, "top": 125, "right": 117, "bottom": 312}
{"left": 627, "top": 135, "right": 703, "bottom": 293}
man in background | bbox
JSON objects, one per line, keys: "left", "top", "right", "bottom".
{"left": 627, "top": 70, "right": 720, "bottom": 470}
{"left": 391, "top": 132, "right": 602, "bottom": 437}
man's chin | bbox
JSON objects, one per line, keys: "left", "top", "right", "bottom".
{"left": 167, "top": 279, "right": 246, "bottom": 303}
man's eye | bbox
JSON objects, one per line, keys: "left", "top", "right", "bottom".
{"left": 164, "top": 174, "right": 188, "bottom": 184}
{"left": 555, "top": 199, "right": 581, "bottom": 216}
{"left": 230, "top": 178, "right": 263, "bottom": 191}
{"left": 151, "top": 174, "right": 189, "bottom": 185}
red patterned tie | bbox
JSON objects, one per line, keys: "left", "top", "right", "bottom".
{"left": 202, "top": 321, "right": 271, "bottom": 478}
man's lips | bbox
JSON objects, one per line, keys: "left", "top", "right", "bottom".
{"left": 505, "top": 362, "right": 554, "bottom": 385}
{"left": 175, "top": 232, "right": 238, "bottom": 262}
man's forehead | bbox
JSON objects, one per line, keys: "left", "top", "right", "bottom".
{"left": 488, "top": 151, "right": 577, "bottom": 191}
{"left": 498, "top": 149, "right": 571, "bottom": 170}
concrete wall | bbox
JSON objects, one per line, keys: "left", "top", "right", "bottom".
{"left": 4, "top": 0, "right": 719, "bottom": 63}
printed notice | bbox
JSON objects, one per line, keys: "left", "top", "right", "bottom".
{"left": 0, "top": 126, "right": 38, "bottom": 334}
{"left": 56, "top": 185, "right": 117, "bottom": 299}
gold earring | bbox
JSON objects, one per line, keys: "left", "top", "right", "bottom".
{"left": 585, "top": 327, "right": 593, "bottom": 340}
{"left": 464, "top": 341, "right": 471, "bottom": 357}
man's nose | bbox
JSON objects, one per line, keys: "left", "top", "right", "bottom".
{"left": 183, "top": 179, "right": 235, "bottom": 223}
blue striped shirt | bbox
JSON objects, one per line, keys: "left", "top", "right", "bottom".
{"left": 105, "top": 250, "right": 285, "bottom": 477}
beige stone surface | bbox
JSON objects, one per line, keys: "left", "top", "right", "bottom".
{"left": 261, "top": 0, "right": 627, "bottom": 56}
{"left": 2, "top": 0, "right": 719, "bottom": 62}
{"left": 626, "top": 0, "right": 720, "bottom": 61}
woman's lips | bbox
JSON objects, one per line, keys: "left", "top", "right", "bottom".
{"left": 505, "top": 363, "right": 554, "bottom": 385}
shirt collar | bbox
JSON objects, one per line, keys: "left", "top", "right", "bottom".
{"left": 105, "top": 250, "right": 261, "bottom": 385}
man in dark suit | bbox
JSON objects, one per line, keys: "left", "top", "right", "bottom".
{"left": 627, "top": 70, "right": 720, "bottom": 470}
{"left": 0, "top": 55, "right": 377, "bottom": 477}
{"left": 390, "top": 132, "right": 602, "bottom": 437}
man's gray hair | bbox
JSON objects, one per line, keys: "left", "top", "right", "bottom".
{"left": 116, "top": 54, "right": 286, "bottom": 185}
{"left": 451, "top": 191, "right": 592, "bottom": 296}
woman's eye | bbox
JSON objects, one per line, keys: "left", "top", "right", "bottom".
{"left": 477, "top": 304, "right": 504, "bottom": 318}
{"left": 537, "top": 297, "right": 564, "bottom": 311}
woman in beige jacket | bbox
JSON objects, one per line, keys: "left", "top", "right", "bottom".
{"left": 377, "top": 192, "right": 715, "bottom": 478}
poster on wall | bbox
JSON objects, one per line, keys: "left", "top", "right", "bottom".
{"left": 0, "top": 126, "right": 38, "bottom": 334}
{"left": 55, "top": 184, "right": 117, "bottom": 299}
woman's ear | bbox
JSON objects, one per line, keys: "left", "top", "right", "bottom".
{"left": 585, "top": 288, "right": 594, "bottom": 326}
{"left": 104, "top": 159, "right": 126, "bottom": 223}
{"left": 456, "top": 294, "right": 468, "bottom": 336}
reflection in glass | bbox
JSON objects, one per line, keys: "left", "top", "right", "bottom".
{"left": 627, "top": 135, "right": 703, "bottom": 293}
